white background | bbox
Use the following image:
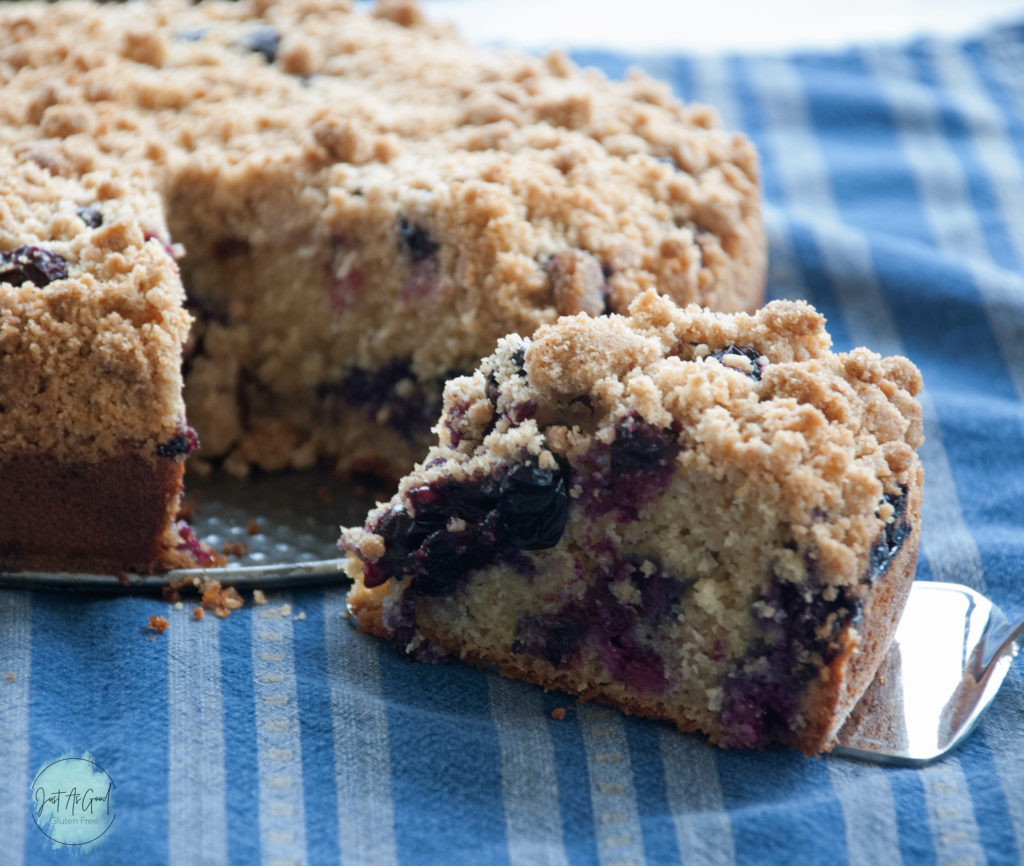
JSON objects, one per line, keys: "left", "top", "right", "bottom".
{"left": 413, "top": 0, "right": 1024, "bottom": 53}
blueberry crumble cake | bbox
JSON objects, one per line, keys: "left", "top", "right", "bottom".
{"left": 342, "top": 292, "right": 925, "bottom": 753}
{"left": 1, "top": 0, "right": 765, "bottom": 503}
{"left": 0, "top": 150, "right": 206, "bottom": 573}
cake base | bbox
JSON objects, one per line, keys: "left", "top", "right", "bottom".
{"left": 0, "top": 453, "right": 190, "bottom": 575}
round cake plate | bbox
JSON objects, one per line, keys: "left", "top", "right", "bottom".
{"left": 0, "top": 469, "right": 383, "bottom": 591}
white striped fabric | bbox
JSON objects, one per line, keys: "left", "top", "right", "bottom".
{"left": 579, "top": 707, "right": 646, "bottom": 866}
{"left": 487, "top": 676, "right": 569, "bottom": 866}
{"left": 168, "top": 606, "right": 229, "bottom": 866}
{"left": 253, "top": 599, "right": 308, "bottom": 866}
{"left": 658, "top": 730, "right": 735, "bottom": 866}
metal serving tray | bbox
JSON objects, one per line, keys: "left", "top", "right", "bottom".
{"left": 0, "top": 469, "right": 383, "bottom": 591}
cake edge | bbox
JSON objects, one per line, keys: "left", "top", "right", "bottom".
{"left": 0, "top": 451, "right": 198, "bottom": 575}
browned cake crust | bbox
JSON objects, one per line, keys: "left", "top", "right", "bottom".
{"left": 0, "top": 454, "right": 191, "bottom": 574}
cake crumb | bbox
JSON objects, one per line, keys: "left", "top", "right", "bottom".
{"left": 295, "top": 611, "right": 306, "bottom": 621}
{"left": 5, "top": 673, "right": 15, "bottom": 682}
{"left": 192, "top": 607, "right": 204, "bottom": 621}
{"left": 147, "top": 615, "right": 169, "bottom": 634}
{"left": 174, "top": 601, "right": 184, "bottom": 611}
{"left": 199, "top": 579, "right": 246, "bottom": 619}
{"left": 246, "top": 519, "right": 262, "bottom": 536}
{"left": 222, "top": 540, "right": 249, "bottom": 557}
{"left": 279, "top": 603, "right": 292, "bottom": 617}
{"left": 551, "top": 707, "right": 567, "bottom": 721}
{"left": 253, "top": 589, "right": 268, "bottom": 606}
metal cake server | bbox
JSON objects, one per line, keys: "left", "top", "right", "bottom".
{"left": 0, "top": 471, "right": 1019, "bottom": 764}
{"left": 834, "top": 580, "right": 1023, "bottom": 765}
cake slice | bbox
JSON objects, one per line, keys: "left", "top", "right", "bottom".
{"left": 0, "top": 147, "right": 204, "bottom": 573}
{"left": 341, "top": 291, "right": 924, "bottom": 753}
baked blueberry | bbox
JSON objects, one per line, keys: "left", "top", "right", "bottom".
{"left": 156, "top": 426, "right": 200, "bottom": 458}
{"left": 363, "top": 458, "right": 568, "bottom": 596}
{"left": 240, "top": 26, "right": 280, "bottom": 63}
{"left": 869, "top": 488, "right": 910, "bottom": 580}
{"left": 398, "top": 217, "right": 439, "bottom": 263}
{"left": 320, "top": 359, "right": 438, "bottom": 442}
{"left": 175, "top": 26, "right": 207, "bottom": 42}
{"left": 498, "top": 461, "right": 568, "bottom": 550}
{"left": 0, "top": 245, "right": 68, "bottom": 288}
{"left": 75, "top": 206, "right": 103, "bottom": 228}
{"left": 611, "top": 413, "right": 676, "bottom": 475}
{"left": 708, "top": 345, "right": 765, "bottom": 380}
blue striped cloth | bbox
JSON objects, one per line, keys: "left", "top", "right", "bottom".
{"left": 3, "top": 18, "right": 1024, "bottom": 866}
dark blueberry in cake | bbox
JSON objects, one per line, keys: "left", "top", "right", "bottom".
{"left": 510, "top": 346, "right": 527, "bottom": 376}
{"left": 175, "top": 26, "right": 207, "bottom": 42}
{"left": 486, "top": 371, "right": 501, "bottom": 408}
{"left": 611, "top": 413, "right": 677, "bottom": 475}
{"left": 708, "top": 345, "right": 765, "bottom": 380}
{"left": 319, "top": 359, "right": 438, "bottom": 443}
{"left": 364, "top": 458, "right": 569, "bottom": 595}
{"left": 512, "top": 553, "right": 685, "bottom": 693}
{"left": 240, "top": 26, "right": 280, "bottom": 63}
{"left": 443, "top": 399, "right": 474, "bottom": 448}
{"left": 718, "top": 576, "right": 861, "bottom": 748}
{"left": 485, "top": 345, "right": 533, "bottom": 433}
{"left": 639, "top": 567, "right": 693, "bottom": 624}
{"left": 514, "top": 608, "right": 587, "bottom": 668}
{"left": 499, "top": 461, "right": 569, "bottom": 550}
{"left": 75, "top": 206, "right": 103, "bottom": 228}
{"left": 383, "top": 589, "right": 419, "bottom": 654}
{"left": 156, "top": 426, "right": 200, "bottom": 458}
{"left": 869, "top": 487, "right": 910, "bottom": 580}
{"left": 398, "top": 217, "right": 439, "bottom": 263}
{"left": 0, "top": 245, "right": 68, "bottom": 288}
{"left": 578, "top": 413, "right": 679, "bottom": 521}
{"left": 363, "top": 506, "right": 416, "bottom": 588}
{"left": 487, "top": 345, "right": 527, "bottom": 405}
{"left": 598, "top": 632, "right": 668, "bottom": 695}
{"left": 415, "top": 527, "right": 498, "bottom": 596}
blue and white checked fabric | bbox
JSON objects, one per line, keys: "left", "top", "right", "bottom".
{"left": 3, "top": 17, "right": 1024, "bottom": 866}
